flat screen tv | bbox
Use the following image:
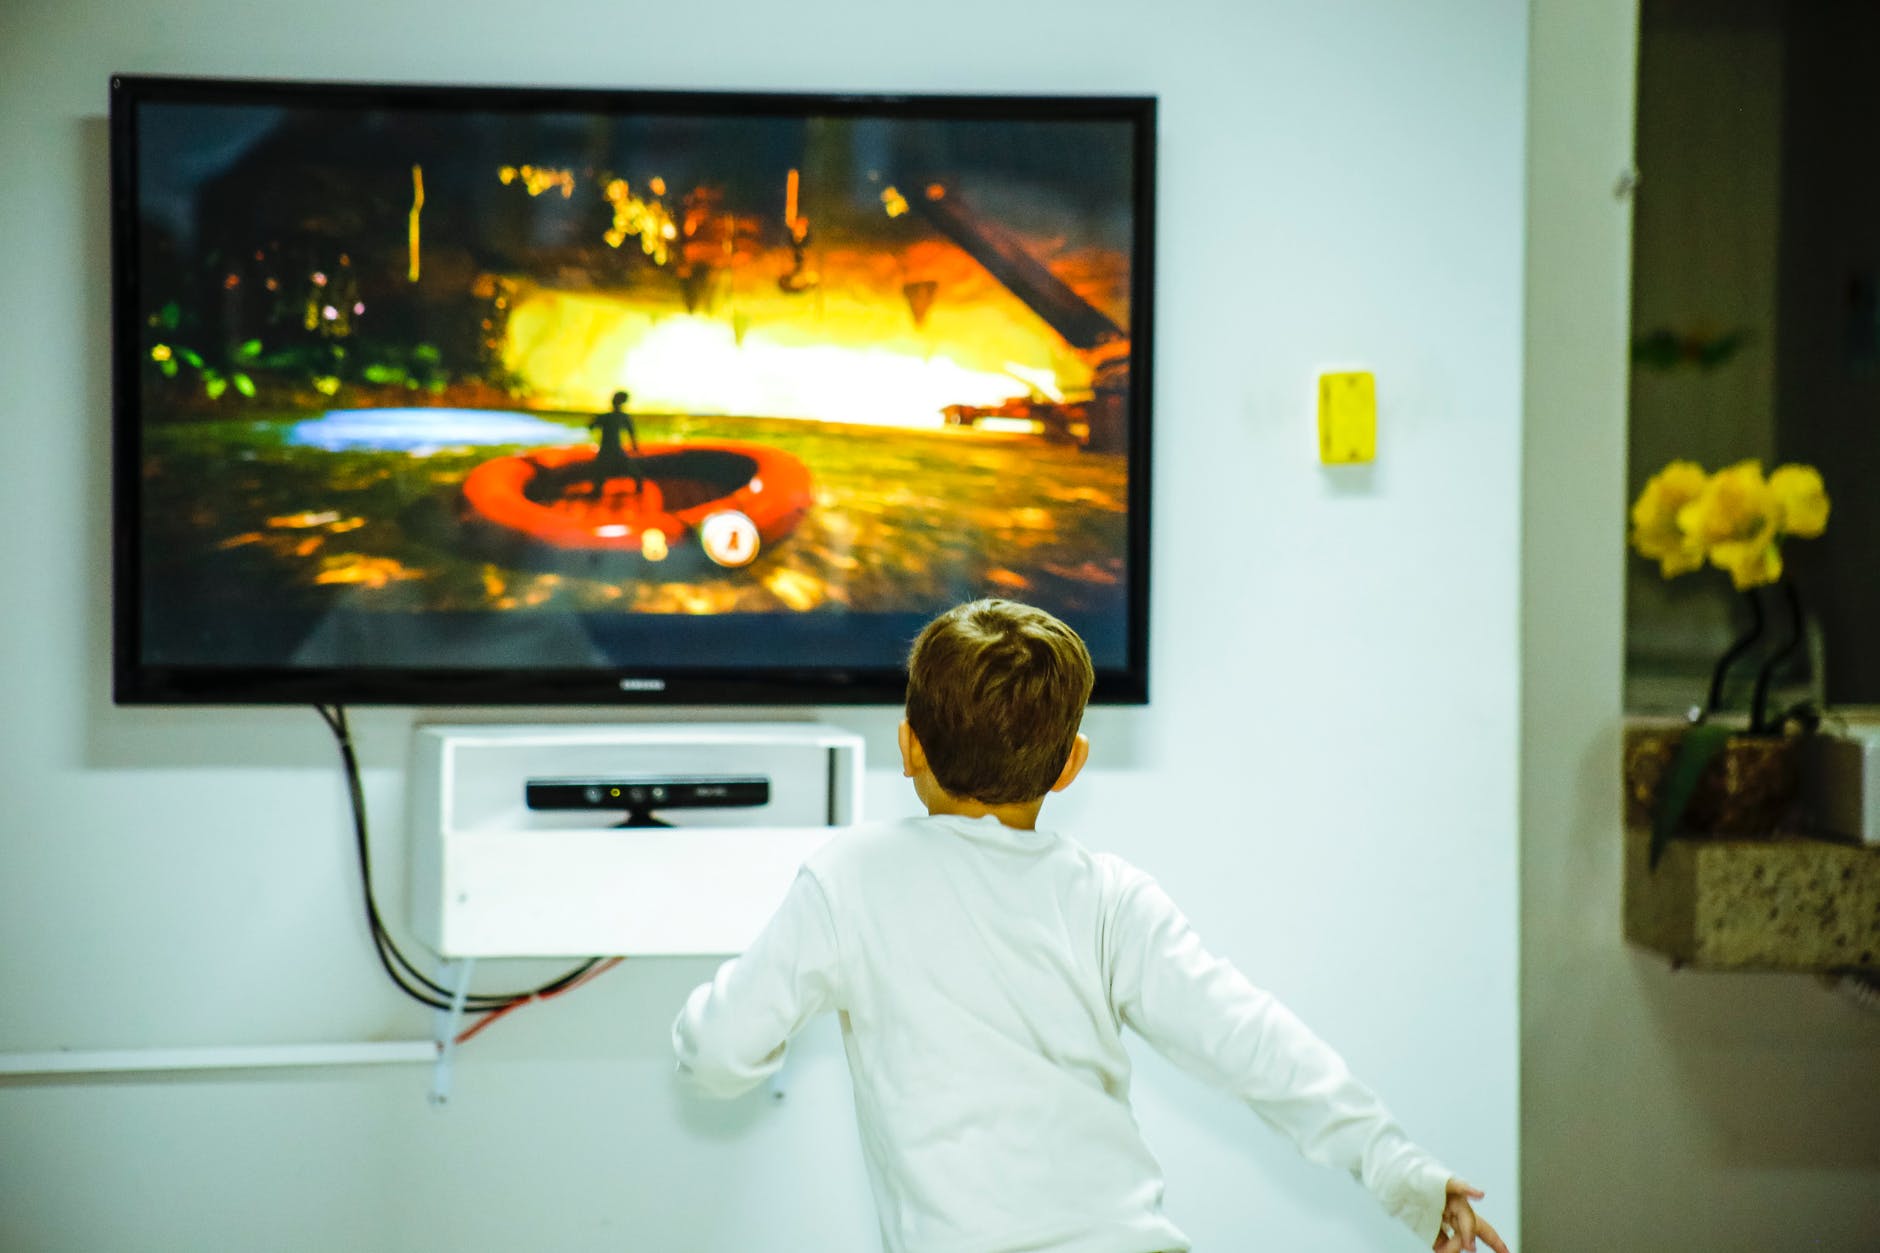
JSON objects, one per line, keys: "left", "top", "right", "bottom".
{"left": 111, "top": 74, "right": 1154, "bottom": 705}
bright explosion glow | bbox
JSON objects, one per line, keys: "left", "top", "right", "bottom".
{"left": 502, "top": 290, "right": 1071, "bottom": 428}
{"left": 619, "top": 318, "right": 1033, "bottom": 428}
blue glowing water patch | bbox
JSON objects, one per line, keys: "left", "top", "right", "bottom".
{"left": 287, "top": 408, "right": 579, "bottom": 453}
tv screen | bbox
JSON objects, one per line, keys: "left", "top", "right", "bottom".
{"left": 110, "top": 75, "right": 1154, "bottom": 705}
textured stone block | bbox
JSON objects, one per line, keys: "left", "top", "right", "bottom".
{"left": 1623, "top": 826, "right": 1880, "bottom": 971}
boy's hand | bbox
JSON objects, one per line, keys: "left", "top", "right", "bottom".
{"left": 1433, "top": 1178, "right": 1509, "bottom": 1253}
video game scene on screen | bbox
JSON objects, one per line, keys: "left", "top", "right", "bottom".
{"left": 131, "top": 100, "right": 1138, "bottom": 671}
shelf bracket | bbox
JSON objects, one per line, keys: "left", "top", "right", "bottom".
{"left": 429, "top": 958, "right": 476, "bottom": 1107}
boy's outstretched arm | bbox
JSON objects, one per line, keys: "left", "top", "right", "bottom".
{"left": 1105, "top": 869, "right": 1508, "bottom": 1250}
{"left": 672, "top": 869, "right": 841, "bottom": 1097}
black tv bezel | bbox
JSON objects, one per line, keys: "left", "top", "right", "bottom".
{"left": 109, "top": 73, "right": 1155, "bottom": 707}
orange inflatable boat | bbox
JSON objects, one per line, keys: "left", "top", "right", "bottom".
{"left": 461, "top": 442, "right": 813, "bottom": 568}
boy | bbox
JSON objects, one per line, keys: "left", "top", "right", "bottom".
{"left": 673, "top": 599, "right": 1507, "bottom": 1253}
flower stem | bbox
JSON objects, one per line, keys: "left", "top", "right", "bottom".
{"left": 1750, "top": 577, "right": 1805, "bottom": 734}
{"left": 1706, "top": 586, "right": 1765, "bottom": 720}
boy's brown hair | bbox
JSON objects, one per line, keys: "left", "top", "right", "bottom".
{"left": 905, "top": 599, "right": 1094, "bottom": 805}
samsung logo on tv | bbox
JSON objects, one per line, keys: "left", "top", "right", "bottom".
{"left": 618, "top": 677, "right": 667, "bottom": 692}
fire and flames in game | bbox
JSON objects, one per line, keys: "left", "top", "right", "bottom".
{"left": 130, "top": 98, "right": 1141, "bottom": 672}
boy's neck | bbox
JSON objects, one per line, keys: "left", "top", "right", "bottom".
{"left": 923, "top": 794, "right": 1046, "bottom": 831}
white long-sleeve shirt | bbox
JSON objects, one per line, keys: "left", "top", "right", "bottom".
{"left": 672, "top": 814, "right": 1451, "bottom": 1252}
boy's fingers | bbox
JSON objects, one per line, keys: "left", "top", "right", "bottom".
{"left": 1453, "top": 1206, "right": 1477, "bottom": 1250}
{"left": 1476, "top": 1217, "right": 1511, "bottom": 1253}
{"left": 1446, "top": 1177, "right": 1486, "bottom": 1200}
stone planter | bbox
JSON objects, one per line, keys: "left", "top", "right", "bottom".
{"left": 1623, "top": 723, "right": 1805, "bottom": 837}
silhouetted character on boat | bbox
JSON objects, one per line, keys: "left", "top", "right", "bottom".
{"left": 589, "top": 389, "right": 644, "bottom": 497}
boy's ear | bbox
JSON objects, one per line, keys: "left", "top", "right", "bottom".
{"left": 1049, "top": 733, "right": 1090, "bottom": 793}
{"left": 897, "top": 719, "right": 925, "bottom": 779}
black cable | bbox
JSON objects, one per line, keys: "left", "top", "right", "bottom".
{"left": 318, "top": 704, "right": 498, "bottom": 1008}
{"left": 317, "top": 705, "right": 475, "bottom": 1009}
{"left": 316, "top": 705, "right": 603, "bottom": 1012}
{"left": 323, "top": 704, "right": 601, "bottom": 1009}
{"left": 328, "top": 704, "right": 602, "bottom": 1009}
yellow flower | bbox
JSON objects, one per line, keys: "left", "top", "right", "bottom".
{"left": 1676, "top": 459, "right": 1774, "bottom": 545}
{"left": 1630, "top": 458, "right": 1827, "bottom": 590}
{"left": 1672, "top": 460, "right": 1782, "bottom": 589}
{"left": 1768, "top": 463, "right": 1830, "bottom": 538}
{"left": 1709, "top": 534, "right": 1783, "bottom": 590}
{"left": 1629, "top": 460, "right": 1709, "bottom": 577}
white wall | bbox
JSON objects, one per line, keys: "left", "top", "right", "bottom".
{"left": 0, "top": 2, "right": 1525, "bottom": 1250}
{"left": 1522, "top": 3, "right": 1880, "bottom": 1250}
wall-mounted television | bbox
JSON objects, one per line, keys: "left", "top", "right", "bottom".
{"left": 111, "top": 74, "right": 1154, "bottom": 705}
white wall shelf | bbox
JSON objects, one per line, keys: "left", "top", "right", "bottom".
{"left": 409, "top": 723, "right": 863, "bottom": 958}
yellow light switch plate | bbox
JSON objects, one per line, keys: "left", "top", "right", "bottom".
{"left": 1318, "top": 371, "right": 1376, "bottom": 464}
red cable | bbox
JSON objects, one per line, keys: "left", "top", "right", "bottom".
{"left": 453, "top": 957, "right": 625, "bottom": 1046}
